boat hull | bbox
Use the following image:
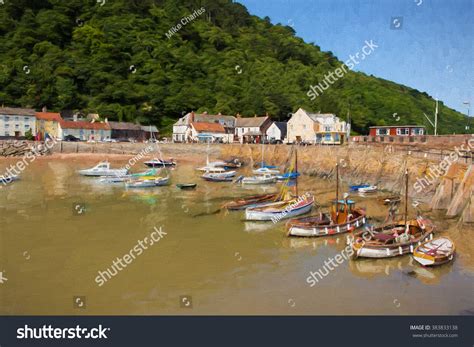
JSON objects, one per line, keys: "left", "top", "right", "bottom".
{"left": 288, "top": 216, "right": 367, "bottom": 237}
{"left": 79, "top": 169, "right": 128, "bottom": 177}
{"left": 413, "top": 237, "right": 455, "bottom": 266}
{"left": 245, "top": 196, "right": 314, "bottom": 221}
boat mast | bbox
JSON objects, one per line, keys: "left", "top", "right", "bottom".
{"left": 295, "top": 148, "right": 298, "bottom": 196}
{"left": 335, "top": 163, "right": 339, "bottom": 221}
{"left": 404, "top": 169, "right": 409, "bottom": 227}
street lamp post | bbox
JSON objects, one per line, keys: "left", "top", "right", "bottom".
{"left": 464, "top": 101, "right": 471, "bottom": 133}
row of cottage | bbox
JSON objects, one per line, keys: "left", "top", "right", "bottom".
{"left": 0, "top": 107, "right": 158, "bottom": 141}
{"left": 173, "top": 108, "right": 349, "bottom": 144}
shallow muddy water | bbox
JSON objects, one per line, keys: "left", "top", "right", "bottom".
{"left": 0, "top": 157, "right": 473, "bottom": 315}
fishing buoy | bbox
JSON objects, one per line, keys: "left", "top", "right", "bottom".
{"left": 430, "top": 233, "right": 433, "bottom": 240}
{"left": 398, "top": 246, "right": 403, "bottom": 255}
{"left": 355, "top": 220, "right": 359, "bottom": 227}
{"left": 410, "top": 245, "right": 414, "bottom": 253}
{"left": 336, "top": 226, "right": 340, "bottom": 233}
{"left": 324, "top": 227, "right": 328, "bottom": 234}
{"left": 386, "top": 248, "right": 390, "bottom": 256}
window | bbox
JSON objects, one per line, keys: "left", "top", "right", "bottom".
{"left": 25, "top": 117, "right": 29, "bottom": 121}
{"left": 303, "top": 124, "right": 307, "bottom": 129}
{"left": 5, "top": 124, "right": 9, "bottom": 128}
{"left": 376, "top": 128, "right": 388, "bottom": 135}
{"left": 397, "top": 128, "right": 409, "bottom": 136}
{"left": 15, "top": 117, "right": 19, "bottom": 121}
{"left": 5, "top": 116, "right": 9, "bottom": 121}
{"left": 15, "top": 124, "right": 19, "bottom": 128}
{"left": 5, "top": 131, "right": 9, "bottom": 136}
{"left": 325, "top": 126, "right": 331, "bottom": 132}
{"left": 25, "top": 124, "right": 30, "bottom": 129}
{"left": 411, "top": 128, "right": 424, "bottom": 135}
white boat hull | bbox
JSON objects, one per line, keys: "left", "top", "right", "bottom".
{"left": 79, "top": 169, "right": 128, "bottom": 177}
{"left": 354, "top": 234, "right": 433, "bottom": 258}
{"left": 289, "top": 217, "right": 366, "bottom": 237}
{"left": 245, "top": 197, "right": 314, "bottom": 221}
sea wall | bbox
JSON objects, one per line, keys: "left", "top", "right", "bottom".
{"left": 220, "top": 143, "right": 473, "bottom": 224}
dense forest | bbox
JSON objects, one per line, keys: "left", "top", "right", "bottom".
{"left": 0, "top": 0, "right": 469, "bottom": 135}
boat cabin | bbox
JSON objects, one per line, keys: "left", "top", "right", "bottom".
{"left": 330, "top": 199, "right": 356, "bottom": 224}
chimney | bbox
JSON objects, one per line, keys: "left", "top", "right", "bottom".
{"left": 42, "top": 106, "right": 47, "bottom": 112}
{"left": 190, "top": 111, "right": 195, "bottom": 124}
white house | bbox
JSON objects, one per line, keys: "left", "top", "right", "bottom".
{"left": 235, "top": 115, "right": 273, "bottom": 143}
{"left": 266, "top": 122, "right": 287, "bottom": 142}
{"left": 173, "top": 112, "right": 236, "bottom": 142}
{"left": 0, "top": 107, "right": 36, "bottom": 138}
{"left": 287, "top": 108, "right": 347, "bottom": 144}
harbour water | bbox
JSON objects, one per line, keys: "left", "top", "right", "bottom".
{"left": 0, "top": 157, "right": 473, "bottom": 315}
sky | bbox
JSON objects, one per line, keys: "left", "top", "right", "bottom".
{"left": 238, "top": 0, "right": 473, "bottom": 115}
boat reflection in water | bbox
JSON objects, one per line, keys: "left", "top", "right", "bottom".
{"left": 348, "top": 256, "right": 453, "bottom": 285}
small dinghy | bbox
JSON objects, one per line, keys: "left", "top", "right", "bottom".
{"left": 413, "top": 236, "right": 455, "bottom": 266}
{"left": 276, "top": 172, "right": 300, "bottom": 180}
{"left": 241, "top": 174, "right": 277, "bottom": 185}
{"left": 144, "top": 158, "right": 176, "bottom": 167}
{"left": 176, "top": 183, "right": 197, "bottom": 189}
{"left": 222, "top": 193, "right": 279, "bottom": 210}
{"left": 253, "top": 167, "right": 280, "bottom": 175}
{"left": 78, "top": 161, "right": 128, "bottom": 177}
{"left": 350, "top": 184, "right": 370, "bottom": 192}
{"left": 357, "top": 185, "right": 377, "bottom": 193}
{"left": 380, "top": 195, "right": 401, "bottom": 205}
{"left": 126, "top": 176, "right": 169, "bottom": 188}
{"left": 0, "top": 174, "right": 19, "bottom": 184}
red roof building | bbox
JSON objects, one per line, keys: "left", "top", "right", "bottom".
{"left": 369, "top": 125, "right": 425, "bottom": 137}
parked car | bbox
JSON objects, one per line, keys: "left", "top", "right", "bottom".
{"left": 102, "top": 138, "right": 117, "bottom": 143}
{"left": 64, "top": 135, "right": 80, "bottom": 142}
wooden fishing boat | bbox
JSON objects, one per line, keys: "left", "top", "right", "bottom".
{"left": 287, "top": 200, "right": 366, "bottom": 237}
{"left": 245, "top": 194, "right": 314, "bottom": 221}
{"left": 351, "top": 171, "right": 435, "bottom": 258}
{"left": 241, "top": 174, "right": 277, "bottom": 185}
{"left": 176, "top": 183, "right": 197, "bottom": 189}
{"left": 78, "top": 161, "right": 128, "bottom": 177}
{"left": 222, "top": 193, "right": 279, "bottom": 210}
{"left": 351, "top": 218, "right": 435, "bottom": 258}
{"left": 0, "top": 174, "right": 19, "bottom": 184}
{"left": 287, "top": 163, "right": 366, "bottom": 237}
{"left": 413, "top": 236, "right": 455, "bottom": 266}
{"left": 144, "top": 158, "right": 176, "bottom": 167}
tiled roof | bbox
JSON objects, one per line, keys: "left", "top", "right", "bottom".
{"left": 35, "top": 112, "right": 62, "bottom": 122}
{"left": 59, "top": 120, "right": 111, "bottom": 130}
{"left": 174, "top": 113, "right": 236, "bottom": 126}
{"left": 141, "top": 125, "right": 159, "bottom": 132}
{"left": 0, "top": 107, "right": 36, "bottom": 116}
{"left": 191, "top": 122, "right": 226, "bottom": 133}
{"left": 108, "top": 121, "right": 142, "bottom": 130}
{"left": 235, "top": 116, "right": 270, "bottom": 127}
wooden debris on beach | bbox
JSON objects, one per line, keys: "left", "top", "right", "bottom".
{"left": 0, "top": 140, "right": 51, "bottom": 157}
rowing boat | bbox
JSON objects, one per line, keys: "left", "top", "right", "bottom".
{"left": 357, "top": 185, "right": 377, "bottom": 193}
{"left": 125, "top": 176, "right": 170, "bottom": 188}
{"left": 176, "top": 183, "right": 197, "bottom": 189}
{"left": 245, "top": 194, "right": 314, "bottom": 221}
{"left": 413, "top": 236, "right": 455, "bottom": 266}
{"left": 222, "top": 193, "right": 279, "bottom": 210}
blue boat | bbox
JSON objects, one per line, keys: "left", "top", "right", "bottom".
{"left": 276, "top": 172, "right": 300, "bottom": 180}
{"left": 350, "top": 184, "right": 370, "bottom": 192}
